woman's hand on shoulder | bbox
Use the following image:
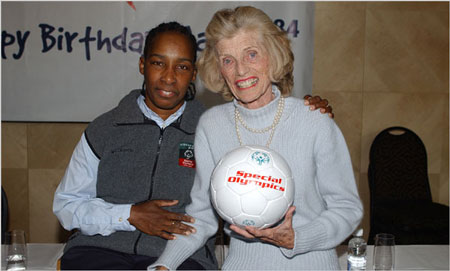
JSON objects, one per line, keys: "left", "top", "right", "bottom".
{"left": 304, "top": 95, "right": 334, "bottom": 119}
{"left": 229, "top": 206, "right": 296, "bottom": 249}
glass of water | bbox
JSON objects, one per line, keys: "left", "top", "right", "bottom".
{"left": 5, "top": 230, "right": 27, "bottom": 271}
{"left": 373, "top": 233, "right": 395, "bottom": 271}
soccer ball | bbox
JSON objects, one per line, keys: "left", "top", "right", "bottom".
{"left": 210, "top": 145, "right": 294, "bottom": 229}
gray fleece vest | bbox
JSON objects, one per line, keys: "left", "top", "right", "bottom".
{"left": 64, "top": 89, "right": 217, "bottom": 270}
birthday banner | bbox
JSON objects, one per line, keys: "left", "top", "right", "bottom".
{"left": 2, "top": 1, "right": 315, "bottom": 122}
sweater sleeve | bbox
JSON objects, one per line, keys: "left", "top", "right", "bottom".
{"left": 281, "top": 116, "right": 363, "bottom": 257}
{"left": 148, "top": 122, "right": 219, "bottom": 270}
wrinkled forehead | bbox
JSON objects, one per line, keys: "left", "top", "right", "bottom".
{"left": 215, "top": 28, "right": 265, "bottom": 56}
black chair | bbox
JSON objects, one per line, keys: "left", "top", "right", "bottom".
{"left": 368, "top": 126, "right": 449, "bottom": 245}
{"left": 2, "top": 187, "right": 9, "bottom": 244}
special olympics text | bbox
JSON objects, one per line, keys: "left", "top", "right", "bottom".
{"left": 228, "top": 170, "right": 285, "bottom": 192}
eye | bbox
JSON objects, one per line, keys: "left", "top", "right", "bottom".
{"left": 248, "top": 51, "right": 257, "bottom": 59}
{"left": 222, "top": 57, "right": 233, "bottom": 66}
{"left": 177, "top": 64, "right": 192, "bottom": 71}
{"left": 150, "top": 60, "right": 164, "bottom": 67}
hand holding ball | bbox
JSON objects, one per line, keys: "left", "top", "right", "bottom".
{"left": 210, "top": 145, "right": 294, "bottom": 229}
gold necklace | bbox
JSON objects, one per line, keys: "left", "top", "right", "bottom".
{"left": 234, "top": 96, "right": 285, "bottom": 147}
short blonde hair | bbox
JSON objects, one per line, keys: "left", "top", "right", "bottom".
{"left": 198, "top": 6, "right": 294, "bottom": 101}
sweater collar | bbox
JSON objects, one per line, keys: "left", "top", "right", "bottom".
{"left": 233, "top": 85, "right": 282, "bottom": 130}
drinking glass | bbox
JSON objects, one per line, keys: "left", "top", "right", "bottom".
{"left": 5, "top": 230, "right": 27, "bottom": 270}
{"left": 373, "top": 233, "right": 395, "bottom": 271}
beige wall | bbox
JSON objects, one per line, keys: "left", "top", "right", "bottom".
{"left": 2, "top": 123, "right": 87, "bottom": 242}
{"left": 312, "top": 2, "right": 449, "bottom": 241}
{"left": 1, "top": 2, "right": 448, "bottom": 243}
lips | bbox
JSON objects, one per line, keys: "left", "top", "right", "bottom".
{"left": 157, "top": 88, "right": 177, "bottom": 98}
{"left": 236, "top": 77, "right": 258, "bottom": 89}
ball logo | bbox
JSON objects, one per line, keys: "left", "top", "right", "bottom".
{"left": 242, "top": 219, "right": 255, "bottom": 226}
{"left": 251, "top": 151, "right": 270, "bottom": 166}
{"left": 228, "top": 170, "right": 285, "bottom": 192}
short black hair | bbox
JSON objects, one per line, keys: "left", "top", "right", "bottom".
{"left": 143, "top": 21, "right": 198, "bottom": 62}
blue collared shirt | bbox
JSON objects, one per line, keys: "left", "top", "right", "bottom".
{"left": 53, "top": 95, "right": 186, "bottom": 236}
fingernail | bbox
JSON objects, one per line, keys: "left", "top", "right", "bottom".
{"left": 185, "top": 231, "right": 191, "bottom": 235}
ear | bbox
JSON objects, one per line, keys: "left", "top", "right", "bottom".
{"left": 139, "top": 57, "right": 145, "bottom": 75}
{"left": 192, "top": 68, "right": 197, "bottom": 82}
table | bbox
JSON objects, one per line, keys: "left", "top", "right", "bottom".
{"left": 1, "top": 244, "right": 64, "bottom": 270}
{"left": 336, "top": 245, "right": 449, "bottom": 270}
{"left": 1, "top": 243, "right": 448, "bottom": 270}
{"left": 216, "top": 245, "right": 449, "bottom": 270}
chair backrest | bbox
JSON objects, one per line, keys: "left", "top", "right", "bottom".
{"left": 2, "top": 187, "right": 9, "bottom": 244}
{"left": 368, "top": 126, "right": 432, "bottom": 205}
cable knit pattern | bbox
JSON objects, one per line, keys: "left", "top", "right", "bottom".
{"left": 150, "top": 87, "right": 363, "bottom": 270}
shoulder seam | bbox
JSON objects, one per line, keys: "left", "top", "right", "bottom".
{"left": 84, "top": 131, "right": 101, "bottom": 160}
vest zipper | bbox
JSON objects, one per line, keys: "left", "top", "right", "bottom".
{"left": 149, "top": 127, "right": 165, "bottom": 199}
{"left": 133, "top": 126, "right": 165, "bottom": 254}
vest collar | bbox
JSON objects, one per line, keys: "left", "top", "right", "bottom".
{"left": 112, "top": 89, "right": 201, "bottom": 134}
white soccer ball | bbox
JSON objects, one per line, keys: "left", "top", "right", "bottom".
{"left": 210, "top": 145, "right": 294, "bottom": 229}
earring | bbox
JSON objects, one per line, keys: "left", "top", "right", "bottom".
{"left": 185, "top": 82, "right": 196, "bottom": 101}
{"left": 140, "top": 81, "right": 147, "bottom": 96}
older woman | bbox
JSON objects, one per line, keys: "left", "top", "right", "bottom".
{"left": 151, "top": 6, "right": 362, "bottom": 270}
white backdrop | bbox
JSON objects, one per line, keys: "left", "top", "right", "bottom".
{"left": 1, "top": 1, "right": 315, "bottom": 122}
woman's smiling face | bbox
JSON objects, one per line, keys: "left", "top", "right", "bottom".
{"left": 216, "top": 29, "right": 273, "bottom": 109}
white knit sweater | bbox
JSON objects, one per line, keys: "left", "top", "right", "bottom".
{"left": 150, "top": 87, "right": 363, "bottom": 270}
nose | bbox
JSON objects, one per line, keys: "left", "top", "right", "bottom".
{"left": 236, "top": 60, "right": 248, "bottom": 76}
{"left": 161, "top": 67, "right": 176, "bottom": 85}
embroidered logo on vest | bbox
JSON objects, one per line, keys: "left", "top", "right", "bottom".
{"left": 179, "top": 142, "right": 195, "bottom": 168}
